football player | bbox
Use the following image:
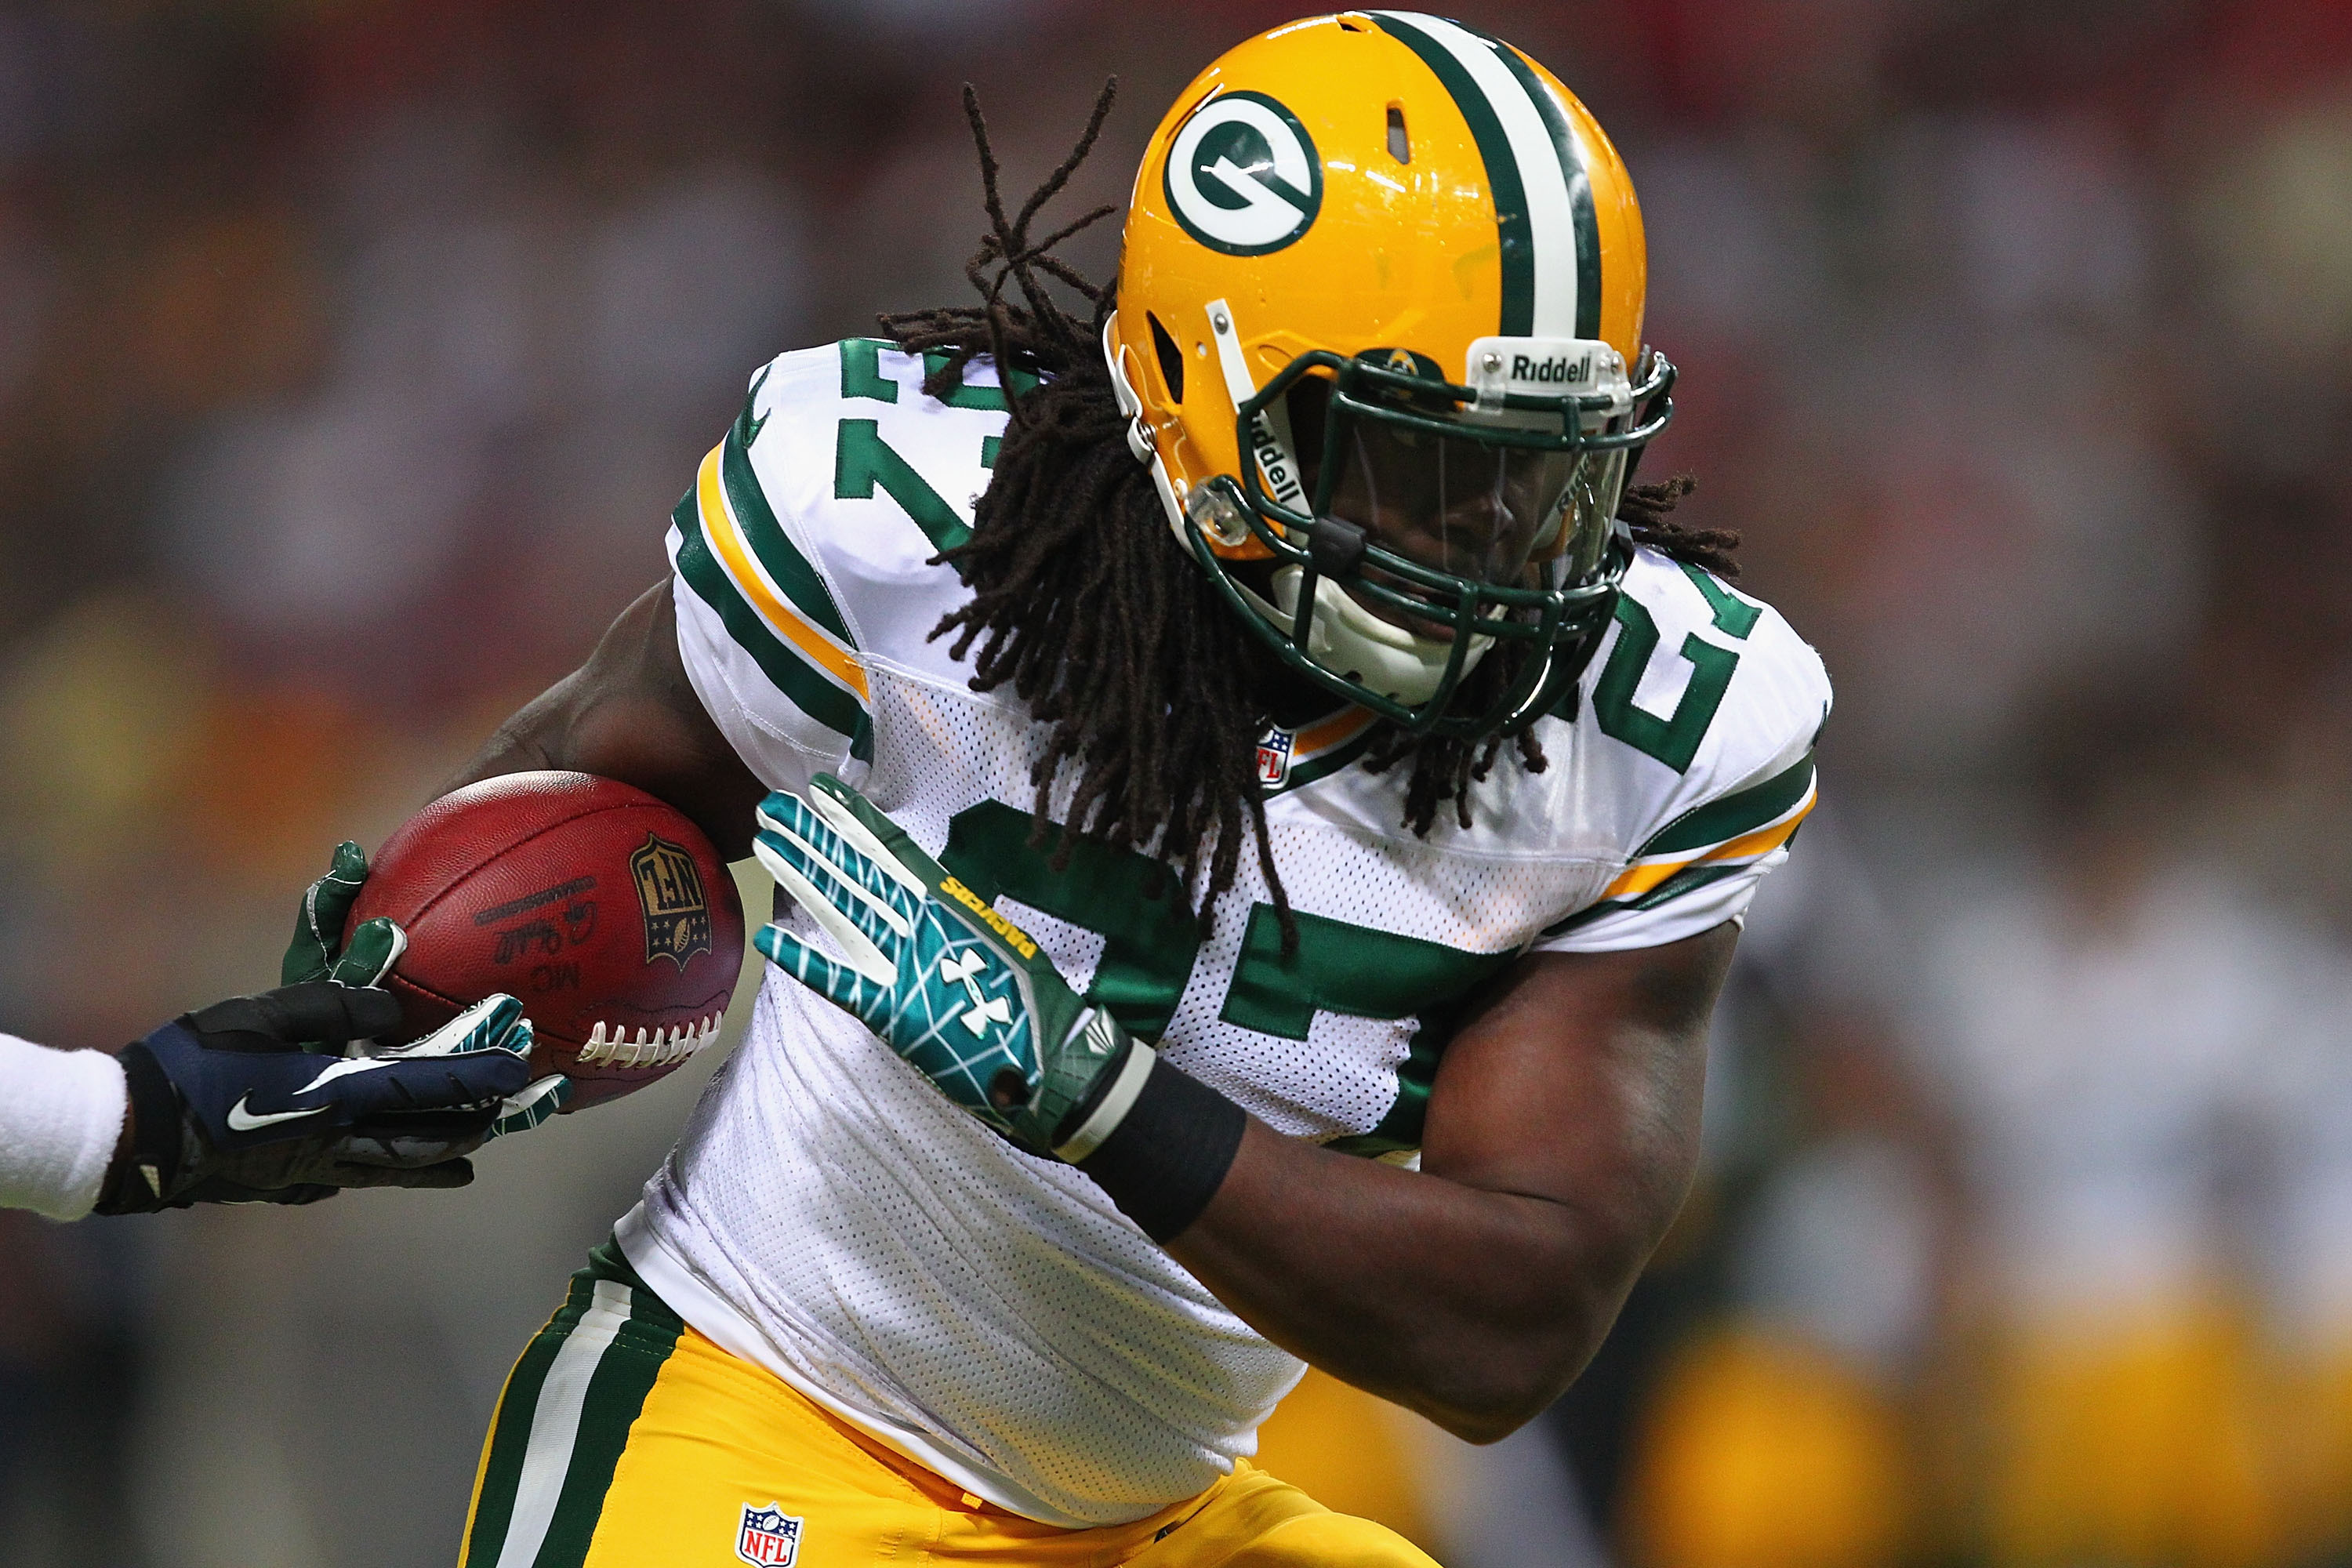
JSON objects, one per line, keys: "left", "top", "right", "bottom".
{"left": 1, "top": 885, "right": 554, "bottom": 1220}
{"left": 384, "top": 15, "right": 1830, "bottom": 1566}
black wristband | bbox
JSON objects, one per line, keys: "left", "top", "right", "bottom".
{"left": 1075, "top": 1055, "right": 1247, "bottom": 1243}
{"left": 95, "top": 1041, "right": 185, "bottom": 1215}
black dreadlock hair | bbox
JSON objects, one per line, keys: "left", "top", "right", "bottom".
{"left": 884, "top": 82, "right": 1736, "bottom": 935}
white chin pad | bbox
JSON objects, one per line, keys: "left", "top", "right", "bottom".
{"left": 1236, "top": 567, "right": 1493, "bottom": 707}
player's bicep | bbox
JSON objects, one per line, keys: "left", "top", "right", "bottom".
{"left": 1420, "top": 924, "right": 1735, "bottom": 1265}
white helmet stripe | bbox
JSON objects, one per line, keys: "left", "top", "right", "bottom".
{"left": 1372, "top": 12, "right": 1586, "bottom": 339}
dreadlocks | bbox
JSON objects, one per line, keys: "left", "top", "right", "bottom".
{"left": 884, "top": 82, "right": 1735, "bottom": 935}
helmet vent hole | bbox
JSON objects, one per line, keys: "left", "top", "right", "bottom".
{"left": 1386, "top": 104, "right": 1411, "bottom": 165}
{"left": 1147, "top": 311, "right": 1185, "bottom": 405}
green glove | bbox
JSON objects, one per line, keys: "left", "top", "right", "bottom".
{"left": 284, "top": 840, "right": 405, "bottom": 992}
{"left": 281, "top": 840, "right": 572, "bottom": 1129}
{"left": 752, "top": 775, "right": 1152, "bottom": 1160}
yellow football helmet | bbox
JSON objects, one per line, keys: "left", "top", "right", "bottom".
{"left": 1106, "top": 11, "right": 1673, "bottom": 737}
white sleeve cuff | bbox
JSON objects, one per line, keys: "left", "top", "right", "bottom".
{"left": 0, "top": 1033, "right": 129, "bottom": 1221}
{"left": 1534, "top": 847, "right": 1785, "bottom": 954}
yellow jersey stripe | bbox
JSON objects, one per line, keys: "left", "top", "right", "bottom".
{"left": 1602, "top": 787, "right": 1817, "bottom": 901}
{"left": 1296, "top": 706, "right": 1378, "bottom": 757}
{"left": 696, "top": 446, "right": 869, "bottom": 702}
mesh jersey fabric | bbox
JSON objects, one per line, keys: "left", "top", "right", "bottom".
{"left": 634, "top": 341, "right": 1834, "bottom": 1526}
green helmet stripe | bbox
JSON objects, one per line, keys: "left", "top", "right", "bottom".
{"left": 1371, "top": 12, "right": 1537, "bottom": 336}
{"left": 1472, "top": 29, "right": 1604, "bottom": 341}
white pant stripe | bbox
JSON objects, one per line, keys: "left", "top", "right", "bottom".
{"left": 493, "top": 1279, "right": 633, "bottom": 1568}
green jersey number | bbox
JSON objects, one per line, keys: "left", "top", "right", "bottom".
{"left": 938, "top": 800, "right": 1508, "bottom": 1155}
{"left": 1590, "top": 562, "right": 1762, "bottom": 774}
{"left": 941, "top": 802, "right": 1203, "bottom": 1043}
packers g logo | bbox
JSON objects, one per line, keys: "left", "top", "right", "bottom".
{"left": 1164, "top": 90, "right": 1322, "bottom": 256}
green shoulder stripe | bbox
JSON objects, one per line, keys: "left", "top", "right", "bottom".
{"left": 1639, "top": 750, "right": 1814, "bottom": 858}
{"left": 1678, "top": 559, "right": 1764, "bottom": 640}
{"left": 922, "top": 350, "right": 1040, "bottom": 411}
{"left": 840, "top": 337, "right": 900, "bottom": 402}
{"left": 724, "top": 397, "right": 854, "bottom": 645}
{"left": 673, "top": 492, "right": 874, "bottom": 759}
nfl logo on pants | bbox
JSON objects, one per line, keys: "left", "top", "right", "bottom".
{"left": 737, "top": 1503, "right": 804, "bottom": 1566}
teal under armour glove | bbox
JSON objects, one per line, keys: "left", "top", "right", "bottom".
{"left": 751, "top": 775, "right": 1152, "bottom": 1160}
{"left": 283, "top": 840, "right": 405, "bottom": 992}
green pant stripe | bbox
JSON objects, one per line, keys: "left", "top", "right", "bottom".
{"left": 463, "top": 1280, "right": 593, "bottom": 1566}
{"left": 463, "top": 1245, "right": 686, "bottom": 1568}
{"left": 528, "top": 1305, "right": 683, "bottom": 1567}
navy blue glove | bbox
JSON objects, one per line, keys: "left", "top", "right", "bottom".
{"left": 95, "top": 982, "right": 536, "bottom": 1214}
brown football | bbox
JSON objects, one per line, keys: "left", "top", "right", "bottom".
{"left": 347, "top": 771, "right": 744, "bottom": 1109}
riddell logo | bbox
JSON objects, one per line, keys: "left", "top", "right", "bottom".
{"left": 1249, "top": 416, "right": 1305, "bottom": 508}
{"left": 1512, "top": 352, "right": 1594, "bottom": 387}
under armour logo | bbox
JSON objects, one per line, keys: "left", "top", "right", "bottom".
{"left": 938, "top": 950, "right": 1013, "bottom": 1038}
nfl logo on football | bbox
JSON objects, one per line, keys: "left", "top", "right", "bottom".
{"left": 1256, "top": 727, "right": 1294, "bottom": 788}
{"left": 736, "top": 1503, "right": 804, "bottom": 1566}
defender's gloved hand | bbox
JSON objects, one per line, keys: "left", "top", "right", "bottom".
{"left": 96, "top": 983, "right": 538, "bottom": 1214}
{"left": 283, "top": 840, "right": 405, "bottom": 992}
{"left": 752, "top": 775, "right": 1152, "bottom": 1162}
{"left": 281, "top": 839, "right": 570, "bottom": 1131}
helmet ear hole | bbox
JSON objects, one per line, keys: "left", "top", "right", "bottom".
{"left": 1147, "top": 312, "right": 1185, "bottom": 405}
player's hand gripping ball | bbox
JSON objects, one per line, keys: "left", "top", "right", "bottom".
{"left": 753, "top": 775, "right": 1143, "bottom": 1160}
{"left": 315, "top": 772, "right": 745, "bottom": 1112}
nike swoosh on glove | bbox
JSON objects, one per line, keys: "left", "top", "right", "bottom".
{"left": 96, "top": 982, "right": 540, "bottom": 1214}
{"left": 752, "top": 775, "right": 1153, "bottom": 1162}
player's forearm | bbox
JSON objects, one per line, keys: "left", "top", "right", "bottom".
{"left": 443, "top": 666, "right": 592, "bottom": 793}
{"left": 1165, "top": 1124, "right": 1672, "bottom": 1442}
{"left": 1159, "top": 937, "right": 1725, "bottom": 1442}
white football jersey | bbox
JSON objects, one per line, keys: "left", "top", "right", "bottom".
{"left": 620, "top": 342, "right": 1831, "bottom": 1526}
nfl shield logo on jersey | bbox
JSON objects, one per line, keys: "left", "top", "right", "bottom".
{"left": 736, "top": 1503, "right": 803, "bottom": 1566}
{"left": 1256, "top": 727, "right": 1295, "bottom": 787}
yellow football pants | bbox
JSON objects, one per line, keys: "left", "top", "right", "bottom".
{"left": 459, "top": 1243, "right": 1439, "bottom": 1568}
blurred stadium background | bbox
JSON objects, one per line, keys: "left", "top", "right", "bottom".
{"left": 4, "top": 0, "right": 2352, "bottom": 1563}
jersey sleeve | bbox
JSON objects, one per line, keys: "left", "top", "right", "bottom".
{"left": 669, "top": 339, "right": 1022, "bottom": 797}
{"left": 667, "top": 352, "right": 874, "bottom": 795}
{"left": 1535, "top": 553, "right": 1832, "bottom": 954}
